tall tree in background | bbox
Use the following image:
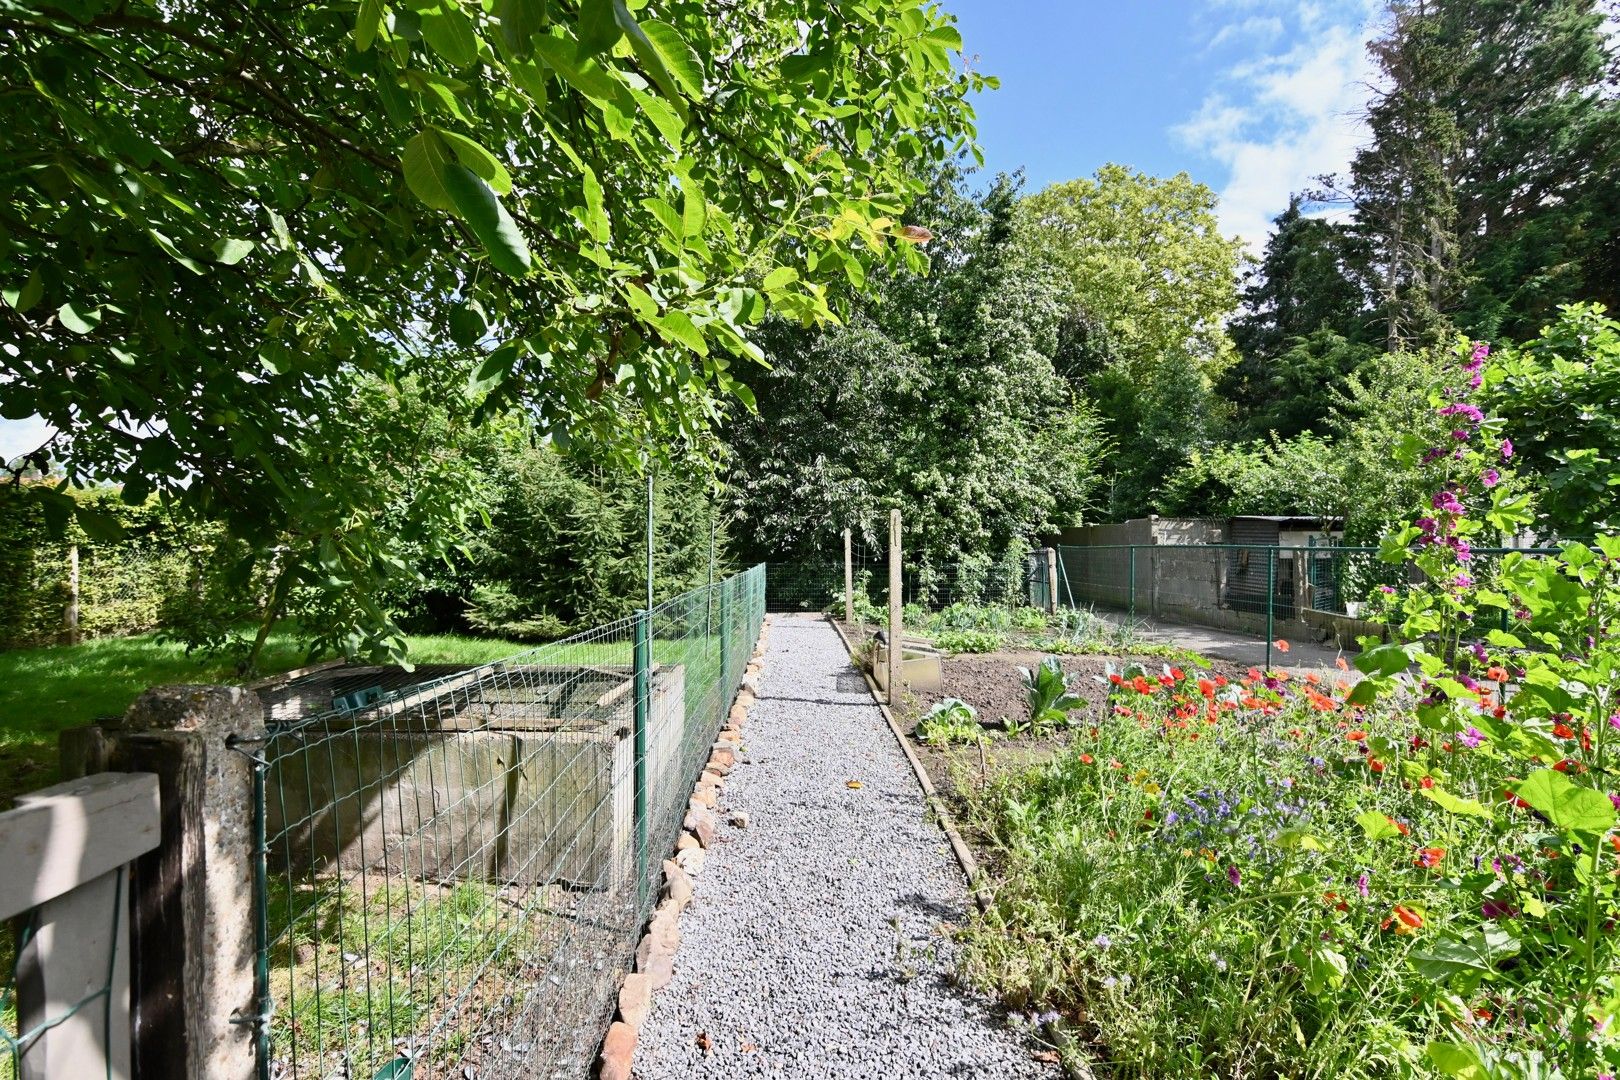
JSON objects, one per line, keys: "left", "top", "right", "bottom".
{"left": 727, "top": 170, "right": 1105, "bottom": 588}
{"left": 1222, "top": 198, "right": 1377, "bottom": 440}
{"left": 1332, "top": 0, "right": 1619, "bottom": 348}
{"left": 0, "top": 0, "right": 983, "bottom": 661}
{"left": 1019, "top": 165, "right": 1243, "bottom": 517}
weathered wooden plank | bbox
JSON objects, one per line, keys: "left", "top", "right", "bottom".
{"left": 0, "top": 772, "right": 160, "bottom": 920}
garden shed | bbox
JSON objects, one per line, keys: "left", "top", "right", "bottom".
{"left": 1223, "top": 515, "right": 1342, "bottom": 620}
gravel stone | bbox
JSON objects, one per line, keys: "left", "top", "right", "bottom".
{"left": 635, "top": 614, "right": 1055, "bottom": 1079}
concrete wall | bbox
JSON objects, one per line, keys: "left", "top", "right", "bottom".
{"left": 266, "top": 664, "right": 685, "bottom": 890}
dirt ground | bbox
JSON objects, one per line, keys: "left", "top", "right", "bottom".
{"left": 900, "top": 645, "right": 1246, "bottom": 801}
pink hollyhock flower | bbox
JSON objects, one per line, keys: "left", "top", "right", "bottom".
{"left": 1501, "top": 438, "right": 1513, "bottom": 459}
{"left": 1481, "top": 468, "right": 1500, "bottom": 487}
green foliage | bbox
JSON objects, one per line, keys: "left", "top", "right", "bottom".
{"left": 460, "top": 442, "right": 725, "bottom": 637}
{"left": 1157, "top": 432, "right": 1344, "bottom": 520}
{"left": 1021, "top": 657, "right": 1083, "bottom": 731}
{"left": 1485, "top": 303, "right": 1620, "bottom": 538}
{"left": 1, "top": 0, "right": 983, "bottom": 660}
{"left": 916, "top": 697, "right": 981, "bottom": 746}
{"left": 727, "top": 168, "right": 1106, "bottom": 580}
{"left": 932, "top": 628, "right": 1003, "bottom": 654}
{"left": 1334, "top": 0, "right": 1619, "bottom": 347}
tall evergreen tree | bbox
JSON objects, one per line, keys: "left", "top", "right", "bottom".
{"left": 1334, "top": 0, "right": 1620, "bottom": 347}
{"left": 1223, "top": 198, "right": 1377, "bottom": 439}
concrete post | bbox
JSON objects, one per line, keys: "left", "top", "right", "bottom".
{"left": 1044, "top": 547, "right": 1059, "bottom": 615}
{"left": 64, "top": 543, "right": 80, "bottom": 645}
{"left": 61, "top": 685, "right": 264, "bottom": 1080}
{"left": 887, "top": 510, "right": 902, "bottom": 707}
{"left": 843, "top": 528, "right": 854, "bottom": 625}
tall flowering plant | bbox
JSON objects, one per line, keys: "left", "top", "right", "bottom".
{"left": 1353, "top": 337, "right": 1620, "bottom": 1077}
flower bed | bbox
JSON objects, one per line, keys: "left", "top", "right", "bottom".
{"left": 953, "top": 339, "right": 1620, "bottom": 1078}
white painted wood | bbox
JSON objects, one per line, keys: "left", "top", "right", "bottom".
{"left": 16, "top": 867, "right": 132, "bottom": 1080}
{"left": 0, "top": 772, "right": 160, "bottom": 920}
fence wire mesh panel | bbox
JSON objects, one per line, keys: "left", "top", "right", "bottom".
{"left": 245, "top": 565, "right": 765, "bottom": 1080}
{"left": 1054, "top": 542, "right": 1561, "bottom": 652}
{"left": 769, "top": 535, "right": 1033, "bottom": 615}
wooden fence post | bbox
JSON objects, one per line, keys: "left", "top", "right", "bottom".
{"left": 888, "top": 510, "right": 902, "bottom": 707}
{"left": 1045, "top": 547, "right": 1059, "bottom": 615}
{"left": 2, "top": 772, "right": 161, "bottom": 1080}
{"left": 843, "top": 528, "right": 853, "bottom": 625}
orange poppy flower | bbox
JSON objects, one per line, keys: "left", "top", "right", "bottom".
{"left": 1414, "top": 847, "right": 1445, "bottom": 869}
{"left": 1369, "top": 758, "right": 1386, "bottom": 773}
{"left": 1346, "top": 730, "right": 1367, "bottom": 742}
{"left": 1486, "top": 667, "right": 1508, "bottom": 682}
{"left": 1335, "top": 656, "right": 1350, "bottom": 671}
{"left": 1554, "top": 722, "right": 1576, "bottom": 739}
{"left": 1274, "top": 639, "right": 1290, "bottom": 653}
{"left": 1381, "top": 905, "right": 1423, "bottom": 934}
{"left": 1079, "top": 753, "right": 1094, "bottom": 765}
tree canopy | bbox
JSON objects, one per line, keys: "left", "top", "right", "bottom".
{"left": 1, "top": 0, "right": 985, "bottom": 659}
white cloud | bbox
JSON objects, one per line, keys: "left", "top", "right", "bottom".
{"left": 1175, "top": 1, "right": 1382, "bottom": 252}
{"left": 1206, "top": 16, "right": 1284, "bottom": 51}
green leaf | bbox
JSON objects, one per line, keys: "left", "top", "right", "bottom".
{"left": 653, "top": 309, "right": 707, "bottom": 354}
{"left": 580, "top": 165, "right": 609, "bottom": 243}
{"left": 3, "top": 270, "right": 43, "bottom": 313}
{"left": 211, "top": 237, "right": 256, "bottom": 265}
{"left": 1355, "top": 641, "right": 1415, "bottom": 677}
{"left": 1516, "top": 769, "right": 1617, "bottom": 834}
{"left": 1425, "top": 1041, "right": 1489, "bottom": 1080}
{"left": 641, "top": 197, "right": 682, "bottom": 242}
{"left": 147, "top": 229, "right": 205, "bottom": 275}
{"left": 576, "top": 0, "right": 621, "bottom": 58}
{"left": 922, "top": 26, "right": 963, "bottom": 50}
{"left": 440, "top": 163, "right": 532, "bottom": 277}
{"left": 762, "top": 266, "right": 799, "bottom": 292}
{"left": 1411, "top": 929, "right": 1519, "bottom": 982}
{"left": 448, "top": 300, "right": 487, "bottom": 346}
{"left": 355, "top": 0, "right": 384, "bottom": 51}
{"left": 401, "top": 129, "right": 457, "bottom": 212}
{"left": 1356, "top": 809, "right": 1402, "bottom": 841}
{"left": 57, "top": 301, "right": 100, "bottom": 334}
{"left": 493, "top": 0, "right": 547, "bottom": 59}
{"left": 73, "top": 505, "right": 126, "bottom": 542}
{"left": 419, "top": 2, "right": 479, "bottom": 68}
{"left": 639, "top": 21, "right": 704, "bottom": 97}
{"left": 433, "top": 128, "right": 513, "bottom": 194}
{"left": 532, "top": 34, "right": 622, "bottom": 102}
{"left": 1417, "top": 784, "right": 1493, "bottom": 820}
{"left": 467, "top": 341, "right": 521, "bottom": 397}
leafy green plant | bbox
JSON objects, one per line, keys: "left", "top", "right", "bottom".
{"left": 1021, "top": 657, "right": 1085, "bottom": 732}
{"left": 917, "top": 698, "right": 982, "bottom": 746}
{"left": 934, "top": 628, "right": 1004, "bottom": 654}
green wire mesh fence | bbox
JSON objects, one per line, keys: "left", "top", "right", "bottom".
{"left": 236, "top": 564, "right": 765, "bottom": 1080}
{"left": 1043, "top": 543, "right": 1560, "bottom": 668}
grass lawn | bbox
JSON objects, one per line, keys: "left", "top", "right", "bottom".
{"left": 0, "top": 629, "right": 528, "bottom": 809}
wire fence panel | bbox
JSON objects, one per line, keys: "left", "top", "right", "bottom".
{"left": 242, "top": 565, "right": 765, "bottom": 1080}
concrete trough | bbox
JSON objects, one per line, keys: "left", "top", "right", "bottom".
{"left": 870, "top": 639, "right": 944, "bottom": 693}
{"left": 261, "top": 662, "right": 685, "bottom": 889}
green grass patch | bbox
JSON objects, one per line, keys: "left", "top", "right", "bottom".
{"left": 0, "top": 629, "right": 527, "bottom": 809}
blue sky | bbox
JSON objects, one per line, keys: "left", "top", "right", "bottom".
{"left": 948, "top": 0, "right": 1383, "bottom": 248}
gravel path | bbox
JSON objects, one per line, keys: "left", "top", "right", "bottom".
{"left": 635, "top": 614, "right": 1056, "bottom": 1079}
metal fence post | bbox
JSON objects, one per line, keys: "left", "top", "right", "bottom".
{"left": 719, "top": 584, "right": 730, "bottom": 701}
{"left": 888, "top": 509, "right": 902, "bottom": 707}
{"left": 1128, "top": 546, "right": 1137, "bottom": 619}
{"left": 843, "top": 528, "right": 853, "bottom": 624}
{"left": 1266, "top": 547, "right": 1276, "bottom": 671}
{"left": 632, "top": 609, "right": 651, "bottom": 910}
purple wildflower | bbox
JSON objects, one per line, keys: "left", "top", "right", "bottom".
{"left": 1226, "top": 864, "right": 1242, "bottom": 887}
{"left": 1439, "top": 403, "right": 1485, "bottom": 424}
{"left": 1501, "top": 438, "right": 1514, "bottom": 459}
{"left": 1432, "top": 490, "right": 1464, "bottom": 514}
{"left": 1421, "top": 447, "right": 1445, "bottom": 465}
{"left": 1355, "top": 872, "right": 1369, "bottom": 898}
{"left": 1481, "top": 468, "right": 1500, "bottom": 488}
{"left": 1451, "top": 428, "right": 1471, "bottom": 441}
{"left": 1415, "top": 516, "right": 1438, "bottom": 534}
{"left": 1461, "top": 726, "right": 1485, "bottom": 749}
{"left": 1453, "top": 573, "right": 1475, "bottom": 589}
